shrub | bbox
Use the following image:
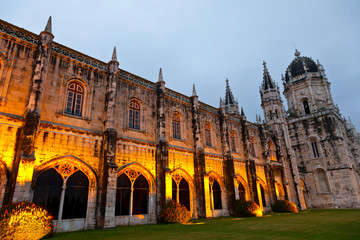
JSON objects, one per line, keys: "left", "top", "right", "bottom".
{"left": 158, "top": 200, "right": 191, "bottom": 224}
{"left": 234, "top": 200, "right": 263, "bottom": 217}
{"left": 272, "top": 200, "right": 298, "bottom": 213}
{"left": 0, "top": 202, "right": 54, "bottom": 240}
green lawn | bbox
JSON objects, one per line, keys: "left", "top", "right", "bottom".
{"left": 53, "top": 209, "right": 360, "bottom": 240}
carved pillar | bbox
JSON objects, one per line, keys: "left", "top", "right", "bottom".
{"left": 265, "top": 164, "right": 277, "bottom": 205}
{"left": 155, "top": 68, "right": 169, "bottom": 217}
{"left": 190, "top": 87, "right": 208, "bottom": 218}
{"left": 96, "top": 49, "right": 119, "bottom": 228}
{"left": 219, "top": 104, "right": 236, "bottom": 216}
{"left": 246, "top": 159, "right": 259, "bottom": 204}
{"left": 3, "top": 19, "right": 54, "bottom": 206}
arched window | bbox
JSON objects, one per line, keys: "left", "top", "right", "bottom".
{"left": 249, "top": 137, "right": 256, "bottom": 157}
{"left": 172, "top": 112, "right": 181, "bottom": 139}
{"left": 315, "top": 169, "right": 330, "bottom": 193}
{"left": 172, "top": 174, "right": 190, "bottom": 210}
{"left": 65, "top": 82, "right": 84, "bottom": 116}
{"left": 238, "top": 182, "right": 246, "bottom": 201}
{"left": 267, "top": 141, "right": 277, "bottom": 161}
{"left": 205, "top": 122, "right": 212, "bottom": 146}
{"left": 230, "top": 131, "right": 236, "bottom": 152}
{"left": 275, "top": 110, "right": 279, "bottom": 119}
{"left": 209, "top": 177, "right": 222, "bottom": 210}
{"left": 303, "top": 100, "right": 310, "bottom": 115}
{"left": 269, "top": 110, "right": 273, "bottom": 120}
{"left": 33, "top": 165, "right": 89, "bottom": 220}
{"left": 115, "top": 170, "right": 149, "bottom": 216}
{"left": 260, "top": 184, "right": 266, "bottom": 207}
{"left": 310, "top": 139, "right": 320, "bottom": 158}
{"left": 129, "top": 100, "right": 140, "bottom": 130}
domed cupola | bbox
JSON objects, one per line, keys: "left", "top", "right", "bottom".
{"left": 283, "top": 50, "right": 322, "bottom": 85}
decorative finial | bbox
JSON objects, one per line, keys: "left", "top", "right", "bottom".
{"left": 263, "top": 60, "right": 267, "bottom": 67}
{"left": 158, "top": 68, "right": 163, "bottom": 82}
{"left": 192, "top": 84, "right": 197, "bottom": 96}
{"left": 294, "top": 49, "right": 301, "bottom": 57}
{"left": 226, "top": 78, "right": 229, "bottom": 85}
{"left": 112, "top": 47, "right": 117, "bottom": 61}
{"left": 219, "top": 97, "right": 224, "bottom": 108}
{"left": 44, "top": 16, "right": 52, "bottom": 33}
{"left": 241, "top": 107, "right": 245, "bottom": 116}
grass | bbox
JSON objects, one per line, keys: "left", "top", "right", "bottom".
{"left": 52, "top": 209, "right": 360, "bottom": 240}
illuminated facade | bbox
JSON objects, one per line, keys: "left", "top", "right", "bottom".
{"left": 0, "top": 18, "right": 359, "bottom": 232}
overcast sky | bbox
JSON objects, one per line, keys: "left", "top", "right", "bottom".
{"left": 1, "top": 0, "right": 360, "bottom": 129}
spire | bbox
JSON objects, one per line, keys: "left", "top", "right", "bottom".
{"left": 241, "top": 107, "right": 245, "bottom": 116}
{"left": 225, "top": 78, "right": 236, "bottom": 105}
{"left": 112, "top": 47, "right": 117, "bottom": 62}
{"left": 219, "top": 97, "right": 224, "bottom": 108}
{"left": 192, "top": 84, "right": 197, "bottom": 97}
{"left": 261, "top": 61, "right": 276, "bottom": 91}
{"left": 158, "top": 68, "right": 164, "bottom": 82}
{"left": 44, "top": 16, "right": 52, "bottom": 33}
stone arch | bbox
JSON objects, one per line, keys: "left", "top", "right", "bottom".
{"left": 32, "top": 155, "right": 97, "bottom": 221}
{"left": 171, "top": 168, "right": 195, "bottom": 189}
{"left": 235, "top": 174, "right": 250, "bottom": 201}
{"left": 117, "top": 162, "right": 155, "bottom": 192}
{"left": 171, "top": 168, "right": 195, "bottom": 214}
{"left": 208, "top": 171, "right": 225, "bottom": 211}
{"left": 33, "top": 155, "right": 97, "bottom": 188}
{"left": 257, "top": 177, "right": 268, "bottom": 209}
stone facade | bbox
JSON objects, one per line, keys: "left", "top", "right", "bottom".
{"left": 0, "top": 18, "right": 359, "bottom": 233}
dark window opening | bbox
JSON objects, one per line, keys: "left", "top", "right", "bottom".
{"left": 303, "top": 100, "right": 310, "bottom": 114}
{"left": 311, "top": 141, "right": 320, "bottom": 158}
{"left": 212, "top": 180, "right": 222, "bottom": 209}
{"left": 33, "top": 168, "right": 62, "bottom": 220}
{"left": 62, "top": 171, "right": 89, "bottom": 219}
{"left": 133, "top": 175, "right": 149, "bottom": 215}
{"left": 172, "top": 114, "right": 181, "bottom": 139}
{"left": 115, "top": 174, "right": 131, "bottom": 216}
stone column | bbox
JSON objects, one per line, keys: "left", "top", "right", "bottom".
{"left": 190, "top": 85, "right": 208, "bottom": 218}
{"left": 219, "top": 101, "right": 236, "bottom": 216}
{"left": 3, "top": 18, "right": 54, "bottom": 206}
{"left": 155, "top": 68, "right": 169, "bottom": 217}
{"left": 96, "top": 48, "right": 119, "bottom": 228}
{"left": 246, "top": 159, "right": 259, "bottom": 204}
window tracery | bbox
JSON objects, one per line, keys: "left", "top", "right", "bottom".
{"left": 33, "top": 163, "right": 89, "bottom": 220}
{"left": 172, "top": 112, "right": 181, "bottom": 139}
{"left": 205, "top": 122, "right": 212, "bottom": 146}
{"left": 65, "top": 81, "right": 84, "bottom": 116}
{"left": 129, "top": 99, "right": 140, "bottom": 130}
{"left": 115, "top": 169, "right": 149, "bottom": 216}
{"left": 172, "top": 173, "right": 190, "bottom": 210}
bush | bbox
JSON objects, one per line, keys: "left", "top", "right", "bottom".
{"left": 0, "top": 202, "right": 54, "bottom": 240}
{"left": 272, "top": 200, "right": 298, "bottom": 213}
{"left": 234, "top": 200, "right": 263, "bottom": 217}
{"left": 158, "top": 200, "right": 191, "bottom": 224}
